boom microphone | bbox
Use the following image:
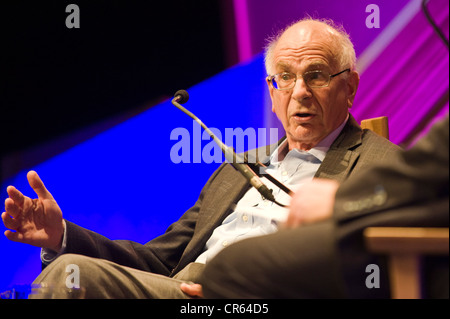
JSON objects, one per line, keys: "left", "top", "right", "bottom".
{"left": 174, "top": 90, "right": 190, "bottom": 104}
{"left": 171, "top": 90, "right": 288, "bottom": 206}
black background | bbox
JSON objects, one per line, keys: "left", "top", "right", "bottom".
{"left": 0, "top": 0, "right": 228, "bottom": 158}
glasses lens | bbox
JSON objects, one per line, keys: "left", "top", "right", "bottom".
{"left": 272, "top": 73, "right": 295, "bottom": 90}
{"left": 304, "top": 70, "right": 329, "bottom": 87}
{"left": 270, "top": 77, "right": 280, "bottom": 89}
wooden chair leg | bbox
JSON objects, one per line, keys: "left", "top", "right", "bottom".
{"left": 388, "top": 254, "right": 422, "bottom": 299}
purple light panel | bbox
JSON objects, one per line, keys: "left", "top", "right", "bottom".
{"left": 352, "top": 0, "right": 449, "bottom": 146}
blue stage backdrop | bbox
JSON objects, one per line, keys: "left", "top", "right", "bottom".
{"left": 0, "top": 54, "right": 276, "bottom": 291}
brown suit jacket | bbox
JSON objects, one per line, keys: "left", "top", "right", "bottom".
{"left": 61, "top": 114, "right": 401, "bottom": 277}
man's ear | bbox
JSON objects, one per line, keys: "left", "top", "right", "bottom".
{"left": 347, "top": 70, "right": 360, "bottom": 108}
{"left": 266, "top": 77, "right": 276, "bottom": 113}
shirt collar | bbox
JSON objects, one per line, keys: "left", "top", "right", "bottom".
{"left": 270, "top": 113, "right": 349, "bottom": 164}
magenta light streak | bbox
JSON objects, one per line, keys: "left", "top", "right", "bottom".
{"left": 352, "top": 0, "right": 449, "bottom": 146}
{"left": 233, "top": 0, "right": 253, "bottom": 63}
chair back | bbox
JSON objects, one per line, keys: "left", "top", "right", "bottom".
{"left": 361, "top": 116, "right": 389, "bottom": 139}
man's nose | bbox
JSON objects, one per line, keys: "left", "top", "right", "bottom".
{"left": 291, "top": 77, "right": 312, "bottom": 102}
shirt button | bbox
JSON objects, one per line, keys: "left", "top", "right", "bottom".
{"left": 242, "top": 215, "right": 249, "bottom": 222}
{"left": 222, "top": 241, "right": 229, "bottom": 247}
{"left": 282, "top": 171, "right": 288, "bottom": 176}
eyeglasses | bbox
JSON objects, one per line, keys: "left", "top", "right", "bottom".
{"left": 267, "top": 68, "right": 350, "bottom": 90}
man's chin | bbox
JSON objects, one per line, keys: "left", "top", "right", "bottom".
{"left": 286, "top": 134, "right": 318, "bottom": 151}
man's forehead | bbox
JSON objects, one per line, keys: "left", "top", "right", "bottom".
{"left": 285, "top": 20, "right": 336, "bottom": 36}
{"left": 277, "top": 21, "right": 334, "bottom": 49}
{"left": 272, "top": 22, "right": 336, "bottom": 69}
{"left": 275, "top": 60, "right": 329, "bottom": 71}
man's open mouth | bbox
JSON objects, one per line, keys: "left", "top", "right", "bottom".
{"left": 296, "top": 113, "right": 313, "bottom": 118}
{"left": 293, "top": 112, "right": 315, "bottom": 120}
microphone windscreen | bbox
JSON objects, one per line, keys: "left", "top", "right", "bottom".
{"left": 174, "top": 90, "right": 189, "bottom": 104}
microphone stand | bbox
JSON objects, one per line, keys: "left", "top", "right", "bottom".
{"left": 246, "top": 161, "right": 293, "bottom": 196}
{"left": 171, "top": 91, "right": 292, "bottom": 207}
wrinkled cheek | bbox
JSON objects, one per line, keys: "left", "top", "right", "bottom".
{"left": 273, "top": 106, "right": 289, "bottom": 129}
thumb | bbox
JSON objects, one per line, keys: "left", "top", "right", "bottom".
{"left": 27, "top": 171, "right": 54, "bottom": 200}
{"left": 180, "top": 283, "right": 203, "bottom": 298}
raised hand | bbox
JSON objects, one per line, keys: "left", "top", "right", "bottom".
{"left": 2, "top": 171, "right": 64, "bottom": 252}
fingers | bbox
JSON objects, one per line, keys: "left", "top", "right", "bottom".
{"left": 2, "top": 211, "right": 20, "bottom": 230}
{"left": 27, "top": 170, "right": 54, "bottom": 200}
{"left": 285, "top": 179, "right": 340, "bottom": 228}
{"left": 4, "top": 229, "right": 23, "bottom": 242}
{"left": 3, "top": 192, "right": 23, "bottom": 235}
{"left": 284, "top": 214, "right": 302, "bottom": 228}
{"left": 180, "top": 283, "right": 204, "bottom": 298}
{"left": 4, "top": 197, "right": 21, "bottom": 219}
{"left": 6, "top": 186, "right": 25, "bottom": 209}
{"left": 3, "top": 200, "right": 23, "bottom": 241}
{"left": 3, "top": 197, "right": 21, "bottom": 231}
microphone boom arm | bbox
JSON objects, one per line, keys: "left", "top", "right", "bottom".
{"left": 171, "top": 93, "right": 291, "bottom": 207}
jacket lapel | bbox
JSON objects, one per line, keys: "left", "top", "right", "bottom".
{"left": 315, "top": 114, "right": 363, "bottom": 183}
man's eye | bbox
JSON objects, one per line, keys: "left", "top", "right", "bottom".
{"left": 305, "top": 71, "right": 328, "bottom": 83}
{"left": 280, "top": 73, "right": 294, "bottom": 81}
{"left": 307, "top": 72, "right": 322, "bottom": 80}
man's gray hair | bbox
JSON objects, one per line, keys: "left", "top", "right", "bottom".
{"left": 264, "top": 17, "right": 356, "bottom": 75}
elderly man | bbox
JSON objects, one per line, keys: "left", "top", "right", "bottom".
{"left": 2, "top": 17, "right": 400, "bottom": 298}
